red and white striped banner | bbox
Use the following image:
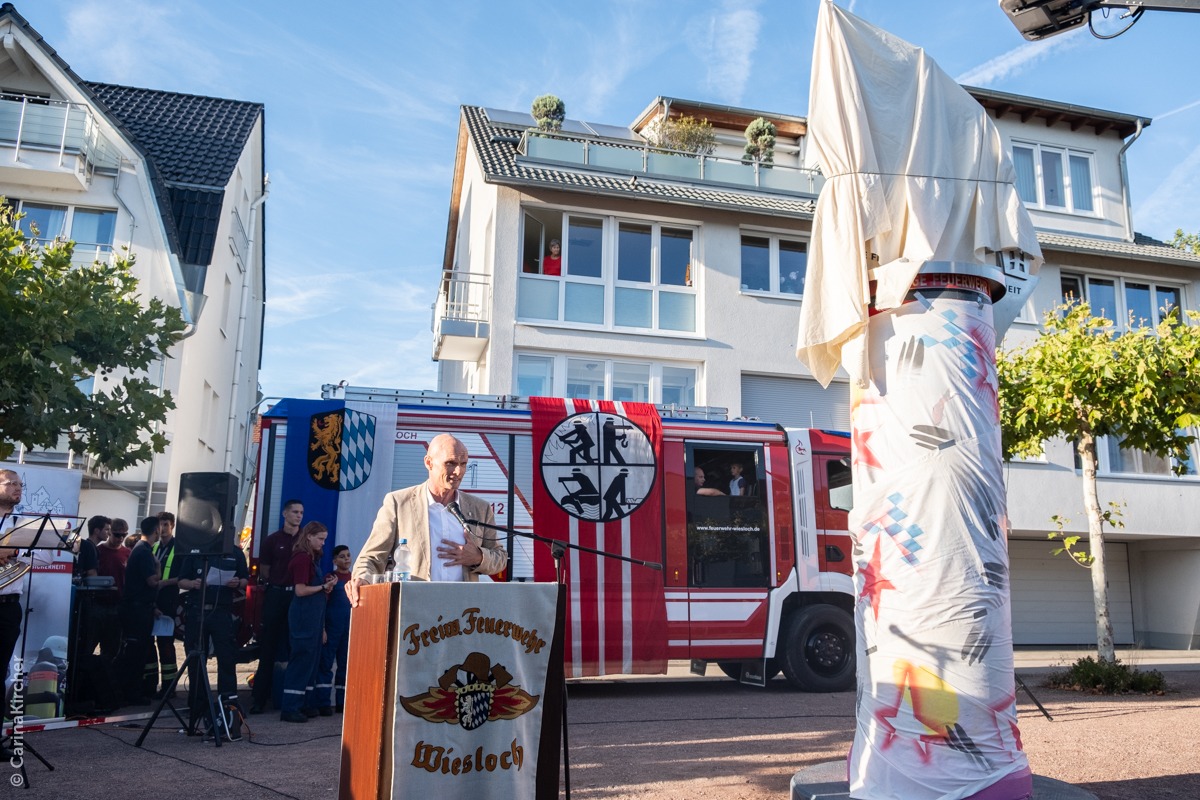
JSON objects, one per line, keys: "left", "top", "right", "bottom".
{"left": 531, "top": 398, "right": 667, "bottom": 677}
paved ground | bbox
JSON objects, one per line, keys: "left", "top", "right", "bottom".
{"left": 4, "top": 649, "right": 1199, "bottom": 798}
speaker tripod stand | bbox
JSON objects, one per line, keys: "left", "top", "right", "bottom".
{"left": 136, "top": 554, "right": 231, "bottom": 748}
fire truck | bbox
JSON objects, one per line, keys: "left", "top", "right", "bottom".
{"left": 247, "top": 387, "right": 855, "bottom": 691}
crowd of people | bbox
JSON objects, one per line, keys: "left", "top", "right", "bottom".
{"left": 1, "top": 430, "right": 506, "bottom": 740}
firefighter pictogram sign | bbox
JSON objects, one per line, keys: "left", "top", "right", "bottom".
{"left": 539, "top": 411, "right": 656, "bottom": 522}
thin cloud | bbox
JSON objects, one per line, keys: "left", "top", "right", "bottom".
{"left": 1136, "top": 140, "right": 1200, "bottom": 237}
{"left": 685, "top": 0, "right": 763, "bottom": 104}
{"left": 1155, "top": 97, "right": 1200, "bottom": 121}
{"left": 955, "top": 29, "right": 1084, "bottom": 87}
{"left": 62, "top": 0, "right": 223, "bottom": 90}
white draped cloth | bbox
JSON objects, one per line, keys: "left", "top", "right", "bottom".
{"left": 796, "top": 3, "right": 1044, "bottom": 798}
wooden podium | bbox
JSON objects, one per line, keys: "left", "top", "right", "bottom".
{"left": 338, "top": 581, "right": 565, "bottom": 800}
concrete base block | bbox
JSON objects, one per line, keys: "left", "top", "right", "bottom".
{"left": 791, "top": 762, "right": 1098, "bottom": 800}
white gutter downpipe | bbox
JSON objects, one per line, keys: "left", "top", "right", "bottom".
{"left": 1118, "top": 118, "right": 1146, "bottom": 242}
{"left": 223, "top": 178, "right": 270, "bottom": 473}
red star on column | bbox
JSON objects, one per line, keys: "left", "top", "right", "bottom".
{"left": 858, "top": 536, "right": 895, "bottom": 620}
{"left": 850, "top": 396, "right": 884, "bottom": 469}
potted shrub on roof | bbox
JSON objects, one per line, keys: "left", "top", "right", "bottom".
{"left": 743, "top": 117, "right": 776, "bottom": 165}
{"left": 646, "top": 114, "right": 717, "bottom": 156}
{"left": 531, "top": 94, "right": 565, "bottom": 133}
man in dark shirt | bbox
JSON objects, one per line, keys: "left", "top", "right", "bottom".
{"left": 151, "top": 511, "right": 181, "bottom": 697}
{"left": 249, "top": 499, "right": 303, "bottom": 714}
{"left": 179, "top": 546, "right": 249, "bottom": 737}
{"left": 95, "top": 518, "right": 130, "bottom": 667}
{"left": 115, "top": 517, "right": 160, "bottom": 705}
{"left": 76, "top": 515, "right": 108, "bottom": 660}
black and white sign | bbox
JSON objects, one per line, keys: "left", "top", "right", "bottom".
{"left": 539, "top": 412, "right": 656, "bottom": 523}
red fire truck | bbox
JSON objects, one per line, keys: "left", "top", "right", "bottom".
{"left": 246, "top": 388, "right": 855, "bottom": 691}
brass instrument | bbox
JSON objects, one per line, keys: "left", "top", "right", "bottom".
{"left": 0, "top": 558, "right": 30, "bottom": 591}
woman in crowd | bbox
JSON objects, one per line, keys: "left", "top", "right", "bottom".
{"left": 279, "top": 521, "right": 335, "bottom": 723}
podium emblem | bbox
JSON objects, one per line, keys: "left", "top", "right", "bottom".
{"left": 539, "top": 411, "right": 656, "bottom": 522}
{"left": 400, "top": 652, "right": 538, "bottom": 729}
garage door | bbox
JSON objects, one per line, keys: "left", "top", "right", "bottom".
{"left": 1009, "top": 539, "right": 1134, "bottom": 645}
{"left": 740, "top": 374, "right": 850, "bottom": 431}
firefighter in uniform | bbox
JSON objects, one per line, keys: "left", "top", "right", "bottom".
{"left": 178, "top": 548, "right": 249, "bottom": 738}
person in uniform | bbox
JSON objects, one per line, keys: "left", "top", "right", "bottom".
{"left": 249, "top": 499, "right": 303, "bottom": 714}
{"left": 151, "top": 511, "right": 181, "bottom": 697}
{"left": 115, "top": 517, "right": 160, "bottom": 705}
{"left": 178, "top": 540, "right": 249, "bottom": 738}
{"left": 279, "top": 522, "right": 335, "bottom": 723}
{"left": 315, "top": 544, "right": 352, "bottom": 715}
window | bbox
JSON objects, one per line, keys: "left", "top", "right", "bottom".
{"left": 518, "top": 208, "right": 698, "bottom": 333}
{"left": 515, "top": 352, "right": 698, "bottom": 405}
{"left": 1094, "top": 435, "right": 1198, "bottom": 478}
{"left": 1061, "top": 273, "right": 1181, "bottom": 328}
{"left": 516, "top": 355, "right": 554, "bottom": 397}
{"left": 1012, "top": 142, "right": 1096, "bottom": 215}
{"left": 13, "top": 201, "right": 116, "bottom": 265}
{"left": 740, "top": 233, "right": 807, "bottom": 296}
{"left": 685, "top": 443, "right": 770, "bottom": 588}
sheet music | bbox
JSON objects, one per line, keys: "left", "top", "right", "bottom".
{"left": 205, "top": 566, "right": 237, "bottom": 586}
{"left": 152, "top": 616, "right": 175, "bottom": 637}
{"left": 0, "top": 513, "right": 81, "bottom": 550}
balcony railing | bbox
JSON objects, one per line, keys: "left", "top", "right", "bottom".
{"left": 517, "top": 129, "right": 824, "bottom": 197}
{"left": 230, "top": 207, "right": 249, "bottom": 263}
{"left": 432, "top": 270, "right": 491, "bottom": 362}
{"left": 27, "top": 238, "right": 115, "bottom": 268}
{"left": 0, "top": 93, "right": 121, "bottom": 174}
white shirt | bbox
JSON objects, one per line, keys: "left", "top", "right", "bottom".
{"left": 424, "top": 488, "right": 467, "bottom": 582}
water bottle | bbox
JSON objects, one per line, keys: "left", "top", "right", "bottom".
{"left": 393, "top": 538, "right": 411, "bottom": 582}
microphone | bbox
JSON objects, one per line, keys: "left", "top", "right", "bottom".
{"left": 446, "top": 501, "right": 475, "bottom": 538}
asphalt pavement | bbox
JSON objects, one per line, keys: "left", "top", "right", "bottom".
{"left": 4, "top": 648, "right": 1198, "bottom": 799}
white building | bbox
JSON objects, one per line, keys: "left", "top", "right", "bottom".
{"left": 432, "top": 91, "right": 1200, "bottom": 649}
{"left": 0, "top": 5, "right": 266, "bottom": 521}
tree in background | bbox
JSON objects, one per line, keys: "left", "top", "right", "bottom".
{"left": 997, "top": 301, "right": 1200, "bottom": 663}
{"left": 743, "top": 117, "right": 777, "bottom": 165}
{"left": 645, "top": 114, "right": 717, "bottom": 156}
{"left": 1171, "top": 228, "right": 1200, "bottom": 256}
{"left": 530, "top": 94, "right": 565, "bottom": 133}
{"left": 0, "top": 206, "right": 186, "bottom": 471}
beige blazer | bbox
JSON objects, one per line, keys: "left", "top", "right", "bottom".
{"left": 352, "top": 485, "right": 506, "bottom": 582}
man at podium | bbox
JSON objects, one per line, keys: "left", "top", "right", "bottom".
{"left": 346, "top": 434, "right": 506, "bottom": 606}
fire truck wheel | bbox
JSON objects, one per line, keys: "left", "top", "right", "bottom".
{"left": 780, "top": 604, "right": 855, "bottom": 692}
{"left": 716, "top": 660, "right": 781, "bottom": 683}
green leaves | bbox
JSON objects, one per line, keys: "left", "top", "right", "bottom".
{"left": 0, "top": 204, "right": 185, "bottom": 470}
{"left": 998, "top": 301, "right": 1200, "bottom": 473}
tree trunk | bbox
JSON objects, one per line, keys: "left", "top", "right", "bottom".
{"left": 1078, "top": 432, "right": 1116, "bottom": 663}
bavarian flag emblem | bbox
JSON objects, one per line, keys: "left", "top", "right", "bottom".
{"left": 308, "top": 409, "right": 375, "bottom": 491}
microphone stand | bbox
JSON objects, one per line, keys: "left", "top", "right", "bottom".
{"left": 461, "top": 515, "right": 661, "bottom": 800}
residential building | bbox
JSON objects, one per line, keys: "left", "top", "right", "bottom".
{"left": 0, "top": 4, "right": 267, "bottom": 521}
{"left": 432, "top": 89, "right": 1200, "bottom": 648}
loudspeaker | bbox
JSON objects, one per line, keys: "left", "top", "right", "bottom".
{"left": 176, "top": 471, "right": 239, "bottom": 555}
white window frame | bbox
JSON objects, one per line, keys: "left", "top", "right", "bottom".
{"left": 738, "top": 230, "right": 808, "bottom": 298}
{"left": 513, "top": 351, "right": 701, "bottom": 406}
{"left": 1012, "top": 141, "right": 1098, "bottom": 217}
{"left": 517, "top": 207, "right": 702, "bottom": 336}
{"left": 11, "top": 199, "right": 119, "bottom": 265}
{"left": 1060, "top": 271, "right": 1184, "bottom": 330}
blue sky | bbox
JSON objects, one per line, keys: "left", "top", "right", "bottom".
{"left": 26, "top": 0, "right": 1200, "bottom": 399}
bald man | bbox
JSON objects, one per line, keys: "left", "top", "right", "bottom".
{"left": 347, "top": 434, "right": 507, "bottom": 606}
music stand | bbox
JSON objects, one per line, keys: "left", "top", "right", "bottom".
{"left": 0, "top": 512, "right": 82, "bottom": 788}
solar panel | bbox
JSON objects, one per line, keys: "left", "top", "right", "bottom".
{"left": 483, "top": 107, "right": 642, "bottom": 143}
{"left": 582, "top": 121, "right": 641, "bottom": 141}
{"left": 482, "top": 107, "right": 536, "bottom": 128}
